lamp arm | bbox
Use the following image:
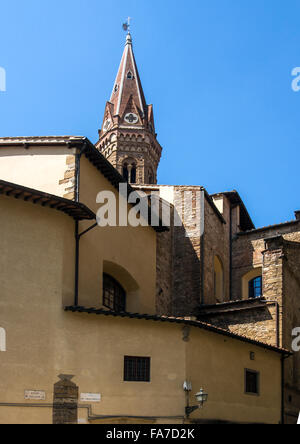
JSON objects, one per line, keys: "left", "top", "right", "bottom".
{"left": 185, "top": 405, "right": 199, "bottom": 417}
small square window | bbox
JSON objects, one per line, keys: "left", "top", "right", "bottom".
{"left": 124, "top": 356, "right": 151, "bottom": 382}
{"left": 245, "top": 369, "right": 260, "bottom": 395}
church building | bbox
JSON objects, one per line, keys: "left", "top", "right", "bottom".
{"left": 0, "top": 30, "right": 299, "bottom": 424}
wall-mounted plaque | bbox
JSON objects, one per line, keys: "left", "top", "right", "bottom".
{"left": 24, "top": 390, "right": 46, "bottom": 400}
{"left": 80, "top": 393, "right": 101, "bottom": 402}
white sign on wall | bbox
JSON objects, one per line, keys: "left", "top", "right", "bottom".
{"left": 24, "top": 390, "right": 46, "bottom": 401}
{"left": 0, "top": 328, "right": 6, "bottom": 352}
{"left": 80, "top": 393, "right": 101, "bottom": 402}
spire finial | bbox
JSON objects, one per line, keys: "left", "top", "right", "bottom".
{"left": 122, "top": 17, "right": 131, "bottom": 34}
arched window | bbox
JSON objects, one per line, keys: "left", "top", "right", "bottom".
{"left": 127, "top": 71, "right": 133, "bottom": 79}
{"left": 103, "top": 273, "right": 126, "bottom": 312}
{"left": 249, "top": 276, "right": 262, "bottom": 299}
{"left": 242, "top": 268, "right": 262, "bottom": 300}
{"left": 131, "top": 164, "right": 137, "bottom": 184}
{"left": 122, "top": 159, "right": 137, "bottom": 184}
{"left": 214, "top": 255, "right": 224, "bottom": 302}
{"left": 123, "top": 163, "right": 129, "bottom": 182}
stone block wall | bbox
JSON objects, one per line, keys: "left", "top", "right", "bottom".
{"left": 155, "top": 187, "right": 233, "bottom": 315}
{"left": 59, "top": 155, "right": 76, "bottom": 200}
{"left": 230, "top": 225, "right": 300, "bottom": 423}
{"left": 156, "top": 225, "right": 173, "bottom": 316}
{"left": 171, "top": 186, "right": 202, "bottom": 316}
{"left": 155, "top": 186, "right": 204, "bottom": 316}
{"left": 232, "top": 222, "right": 300, "bottom": 301}
{"left": 53, "top": 375, "right": 78, "bottom": 425}
{"left": 199, "top": 301, "right": 278, "bottom": 346}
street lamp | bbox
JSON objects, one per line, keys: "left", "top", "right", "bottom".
{"left": 195, "top": 389, "right": 208, "bottom": 408}
{"left": 185, "top": 388, "right": 208, "bottom": 417}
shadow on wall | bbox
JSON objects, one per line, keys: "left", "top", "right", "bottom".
{"left": 172, "top": 221, "right": 202, "bottom": 316}
{"left": 214, "top": 255, "right": 224, "bottom": 303}
{"left": 198, "top": 306, "right": 275, "bottom": 346}
{"left": 156, "top": 198, "right": 203, "bottom": 317}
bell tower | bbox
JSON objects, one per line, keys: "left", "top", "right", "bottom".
{"left": 95, "top": 32, "right": 162, "bottom": 185}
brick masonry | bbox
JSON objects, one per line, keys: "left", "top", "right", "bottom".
{"left": 228, "top": 225, "right": 300, "bottom": 422}
{"left": 198, "top": 301, "right": 278, "bottom": 345}
{"left": 155, "top": 190, "right": 300, "bottom": 422}
{"left": 156, "top": 188, "right": 232, "bottom": 316}
{"left": 52, "top": 375, "right": 78, "bottom": 425}
{"left": 203, "top": 195, "right": 230, "bottom": 305}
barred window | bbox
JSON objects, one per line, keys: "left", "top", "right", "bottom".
{"left": 103, "top": 274, "right": 126, "bottom": 312}
{"left": 124, "top": 356, "right": 151, "bottom": 382}
{"left": 249, "top": 276, "right": 262, "bottom": 299}
{"left": 245, "top": 369, "right": 259, "bottom": 395}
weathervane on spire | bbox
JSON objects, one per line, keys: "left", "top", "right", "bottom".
{"left": 122, "top": 17, "right": 131, "bottom": 33}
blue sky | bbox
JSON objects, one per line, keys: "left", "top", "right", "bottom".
{"left": 0, "top": 0, "right": 299, "bottom": 227}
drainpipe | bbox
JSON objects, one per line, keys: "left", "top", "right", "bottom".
{"left": 229, "top": 205, "right": 233, "bottom": 300}
{"left": 74, "top": 221, "right": 80, "bottom": 306}
{"left": 281, "top": 354, "right": 290, "bottom": 425}
{"left": 73, "top": 140, "right": 98, "bottom": 306}
{"left": 74, "top": 142, "right": 86, "bottom": 306}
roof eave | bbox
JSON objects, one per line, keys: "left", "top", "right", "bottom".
{"left": 64, "top": 306, "right": 291, "bottom": 356}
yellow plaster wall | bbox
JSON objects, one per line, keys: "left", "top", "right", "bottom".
{"left": 0, "top": 177, "right": 283, "bottom": 425}
{"left": 0, "top": 146, "right": 74, "bottom": 196}
{"left": 78, "top": 156, "right": 157, "bottom": 314}
{"left": 0, "top": 196, "right": 75, "bottom": 424}
{"left": 185, "top": 328, "right": 282, "bottom": 424}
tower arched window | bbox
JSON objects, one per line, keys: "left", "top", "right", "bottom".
{"left": 127, "top": 71, "right": 133, "bottom": 79}
{"left": 131, "top": 164, "right": 137, "bottom": 184}
{"left": 103, "top": 273, "right": 126, "bottom": 312}
{"left": 123, "top": 163, "right": 129, "bottom": 182}
{"left": 123, "top": 159, "right": 137, "bottom": 184}
{"left": 249, "top": 276, "right": 262, "bottom": 299}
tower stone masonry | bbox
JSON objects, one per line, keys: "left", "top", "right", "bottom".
{"left": 96, "top": 33, "right": 162, "bottom": 185}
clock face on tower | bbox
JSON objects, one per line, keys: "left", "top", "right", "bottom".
{"left": 124, "top": 113, "right": 138, "bottom": 124}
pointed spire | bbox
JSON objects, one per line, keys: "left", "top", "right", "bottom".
{"left": 108, "top": 31, "right": 147, "bottom": 121}
{"left": 96, "top": 29, "right": 162, "bottom": 185}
